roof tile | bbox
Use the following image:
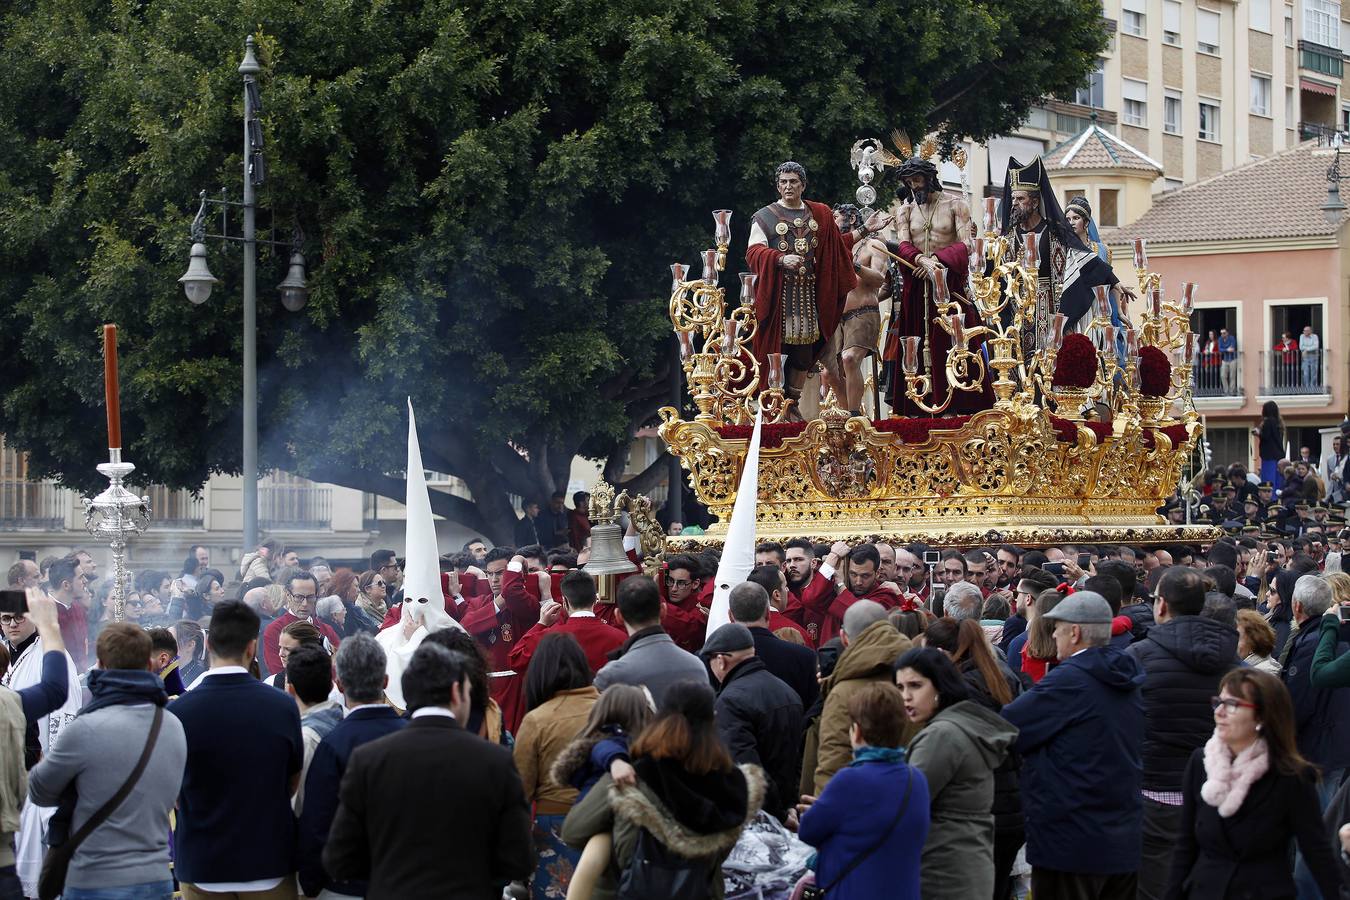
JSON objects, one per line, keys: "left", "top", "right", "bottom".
{"left": 1103, "top": 140, "right": 1347, "bottom": 244}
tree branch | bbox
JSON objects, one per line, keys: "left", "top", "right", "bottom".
{"left": 306, "top": 462, "right": 490, "bottom": 533}
{"left": 613, "top": 450, "right": 673, "bottom": 494}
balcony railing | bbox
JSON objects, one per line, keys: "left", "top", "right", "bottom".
{"left": 260, "top": 483, "right": 332, "bottom": 530}
{"left": 1191, "top": 355, "right": 1244, "bottom": 399}
{"left": 1299, "top": 120, "right": 1343, "bottom": 141}
{"left": 141, "top": 486, "right": 204, "bottom": 529}
{"left": 0, "top": 480, "right": 66, "bottom": 530}
{"left": 1261, "top": 348, "right": 1331, "bottom": 396}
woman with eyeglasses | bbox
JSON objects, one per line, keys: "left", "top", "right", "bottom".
{"left": 1165, "top": 668, "right": 1342, "bottom": 899}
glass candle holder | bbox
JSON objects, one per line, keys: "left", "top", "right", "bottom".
{"left": 948, "top": 314, "right": 965, "bottom": 348}
{"left": 1125, "top": 328, "right": 1139, "bottom": 357}
{"left": 902, "top": 336, "right": 920, "bottom": 374}
{"left": 1133, "top": 237, "right": 1148, "bottom": 270}
{"left": 933, "top": 267, "right": 950, "bottom": 303}
{"left": 1149, "top": 288, "right": 1163, "bottom": 318}
{"left": 767, "top": 353, "right": 786, "bottom": 389}
{"left": 1180, "top": 282, "right": 1196, "bottom": 313}
{"left": 1023, "top": 235, "right": 1039, "bottom": 269}
{"left": 1184, "top": 334, "right": 1198, "bottom": 365}
{"left": 712, "top": 210, "right": 733, "bottom": 247}
{"left": 1101, "top": 324, "right": 1116, "bottom": 352}
{"left": 1093, "top": 285, "right": 1110, "bottom": 320}
{"left": 702, "top": 250, "right": 719, "bottom": 285}
{"left": 739, "top": 271, "right": 757, "bottom": 304}
{"left": 983, "top": 197, "right": 997, "bottom": 232}
{"left": 721, "top": 318, "right": 740, "bottom": 355}
{"left": 670, "top": 262, "right": 689, "bottom": 294}
{"left": 677, "top": 330, "right": 695, "bottom": 361}
{"left": 968, "top": 236, "right": 984, "bottom": 271}
{"left": 1050, "top": 313, "right": 1068, "bottom": 349}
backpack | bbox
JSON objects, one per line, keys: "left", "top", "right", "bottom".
{"left": 617, "top": 827, "right": 716, "bottom": 900}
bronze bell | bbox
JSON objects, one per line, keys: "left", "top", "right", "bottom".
{"left": 584, "top": 522, "right": 638, "bottom": 576}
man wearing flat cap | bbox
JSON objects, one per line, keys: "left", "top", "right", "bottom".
{"left": 700, "top": 622, "right": 803, "bottom": 821}
{"left": 1001, "top": 591, "right": 1146, "bottom": 899}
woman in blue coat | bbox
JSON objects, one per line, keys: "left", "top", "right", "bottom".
{"left": 798, "top": 683, "right": 930, "bottom": 900}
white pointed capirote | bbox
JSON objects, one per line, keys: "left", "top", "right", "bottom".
{"left": 705, "top": 406, "right": 762, "bottom": 638}
{"left": 377, "top": 398, "right": 462, "bottom": 708}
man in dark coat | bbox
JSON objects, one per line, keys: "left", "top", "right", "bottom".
{"left": 298, "top": 634, "right": 407, "bottom": 899}
{"left": 1126, "top": 567, "right": 1239, "bottom": 900}
{"left": 323, "top": 643, "right": 533, "bottom": 898}
{"left": 733, "top": 573, "right": 820, "bottom": 710}
{"left": 1278, "top": 573, "right": 1350, "bottom": 896}
{"left": 701, "top": 623, "right": 804, "bottom": 822}
{"left": 1001, "top": 591, "right": 1145, "bottom": 900}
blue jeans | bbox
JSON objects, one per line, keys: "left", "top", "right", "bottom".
{"left": 63, "top": 881, "right": 176, "bottom": 900}
{"left": 1302, "top": 356, "right": 1319, "bottom": 387}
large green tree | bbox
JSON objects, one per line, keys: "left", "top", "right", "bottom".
{"left": 0, "top": 0, "right": 1107, "bottom": 543}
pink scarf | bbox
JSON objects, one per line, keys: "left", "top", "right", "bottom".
{"left": 1199, "top": 734, "right": 1269, "bottom": 817}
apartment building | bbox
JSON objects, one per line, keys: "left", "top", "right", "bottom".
{"left": 1105, "top": 139, "right": 1348, "bottom": 468}
{"left": 962, "top": 0, "right": 1350, "bottom": 202}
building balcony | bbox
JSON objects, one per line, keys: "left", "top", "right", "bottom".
{"left": 1299, "top": 40, "right": 1344, "bottom": 78}
{"left": 1299, "top": 119, "right": 1342, "bottom": 141}
{"left": 1192, "top": 356, "right": 1244, "bottom": 399}
{"left": 1260, "top": 349, "right": 1331, "bottom": 397}
{"left": 0, "top": 480, "right": 66, "bottom": 531}
{"left": 259, "top": 483, "right": 332, "bottom": 530}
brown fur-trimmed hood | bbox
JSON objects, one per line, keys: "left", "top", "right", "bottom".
{"left": 549, "top": 732, "right": 605, "bottom": 788}
{"left": 608, "top": 764, "right": 766, "bottom": 859}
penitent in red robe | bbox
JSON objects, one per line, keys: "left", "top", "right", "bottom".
{"left": 886, "top": 238, "right": 993, "bottom": 416}
{"left": 745, "top": 199, "right": 857, "bottom": 376}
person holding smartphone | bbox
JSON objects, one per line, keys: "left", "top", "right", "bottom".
{"left": 0, "top": 588, "right": 73, "bottom": 899}
{"left": 1309, "top": 574, "right": 1350, "bottom": 688}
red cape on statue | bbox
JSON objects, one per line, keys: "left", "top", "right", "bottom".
{"left": 745, "top": 199, "right": 857, "bottom": 374}
{"left": 886, "top": 237, "right": 993, "bottom": 416}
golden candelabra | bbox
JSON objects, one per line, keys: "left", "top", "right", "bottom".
{"left": 670, "top": 212, "right": 793, "bottom": 425}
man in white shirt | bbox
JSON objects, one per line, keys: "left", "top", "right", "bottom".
{"left": 1299, "top": 325, "right": 1321, "bottom": 388}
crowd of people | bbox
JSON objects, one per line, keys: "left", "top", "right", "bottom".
{"left": 5, "top": 515, "right": 1350, "bottom": 899}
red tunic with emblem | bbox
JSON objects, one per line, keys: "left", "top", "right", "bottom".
{"left": 460, "top": 566, "right": 541, "bottom": 735}
{"left": 785, "top": 569, "right": 839, "bottom": 648}
{"left": 766, "top": 609, "right": 811, "bottom": 643}
{"left": 509, "top": 612, "right": 627, "bottom": 675}
{"left": 820, "top": 583, "right": 900, "bottom": 645}
{"left": 657, "top": 575, "right": 711, "bottom": 654}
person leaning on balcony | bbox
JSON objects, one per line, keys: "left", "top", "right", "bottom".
{"left": 1274, "top": 332, "right": 1298, "bottom": 388}
{"left": 1202, "top": 330, "right": 1220, "bottom": 387}
{"left": 1217, "top": 328, "right": 1238, "bottom": 395}
{"left": 1299, "top": 325, "right": 1321, "bottom": 388}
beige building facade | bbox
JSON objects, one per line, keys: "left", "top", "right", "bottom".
{"left": 963, "top": 0, "right": 1350, "bottom": 200}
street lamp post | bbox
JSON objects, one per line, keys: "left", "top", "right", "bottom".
{"left": 1320, "top": 137, "right": 1350, "bottom": 225}
{"left": 179, "top": 35, "right": 308, "bottom": 551}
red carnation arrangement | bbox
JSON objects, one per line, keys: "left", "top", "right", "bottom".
{"left": 1139, "top": 346, "right": 1173, "bottom": 397}
{"left": 1052, "top": 334, "right": 1098, "bottom": 389}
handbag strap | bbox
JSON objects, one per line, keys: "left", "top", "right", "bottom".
{"left": 62, "top": 706, "right": 163, "bottom": 853}
{"left": 817, "top": 764, "right": 914, "bottom": 894}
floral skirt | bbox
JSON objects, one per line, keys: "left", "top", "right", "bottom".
{"left": 532, "top": 813, "right": 580, "bottom": 899}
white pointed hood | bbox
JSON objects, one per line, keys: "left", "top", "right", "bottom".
{"left": 705, "top": 408, "right": 762, "bottom": 637}
{"left": 377, "top": 399, "right": 462, "bottom": 708}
